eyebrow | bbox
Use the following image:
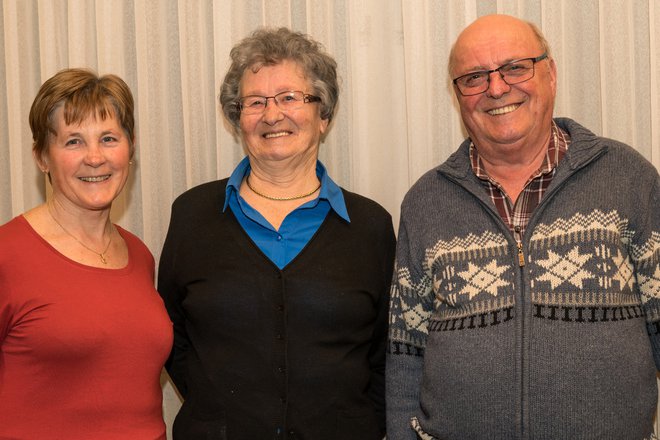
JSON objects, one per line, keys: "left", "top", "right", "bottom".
{"left": 461, "top": 57, "right": 522, "bottom": 73}
{"left": 62, "top": 129, "right": 119, "bottom": 138}
{"left": 242, "top": 90, "right": 295, "bottom": 97}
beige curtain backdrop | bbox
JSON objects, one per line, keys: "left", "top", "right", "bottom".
{"left": 1, "top": 0, "right": 659, "bottom": 437}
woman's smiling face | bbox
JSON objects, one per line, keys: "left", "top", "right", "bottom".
{"left": 238, "top": 59, "right": 328, "bottom": 166}
{"left": 37, "top": 105, "right": 131, "bottom": 213}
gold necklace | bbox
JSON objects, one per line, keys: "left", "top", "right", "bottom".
{"left": 246, "top": 176, "right": 321, "bottom": 201}
{"left": 47, "top": 203, "right": 113, "bottom": 264}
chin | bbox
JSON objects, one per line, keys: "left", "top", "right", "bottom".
{"left": 487, "top": 125, "right": 528, "bottom": 142}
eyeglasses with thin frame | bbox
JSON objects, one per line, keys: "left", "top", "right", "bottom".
{"left": 237, "top": 90, "right": 321, "bottom": 115}
{"left": 452, "top": 53, "right": 548, "bottom": 96}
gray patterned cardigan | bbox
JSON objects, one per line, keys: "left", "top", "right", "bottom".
{"left": 386, "top": 118, "right": 660, "bottom": 440}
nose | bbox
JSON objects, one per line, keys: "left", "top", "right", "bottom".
{"left": 84, "top": 142, "right": 106, "bottom": 166}
{"left": 261, "top": 98, "right": 285, "bottom": 125}
{"left": 485, "top": 71, "right": 511, "bottom": 99}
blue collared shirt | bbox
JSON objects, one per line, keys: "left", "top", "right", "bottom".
{"left": 224, "top": 157, "right": 350, "bottom": 269}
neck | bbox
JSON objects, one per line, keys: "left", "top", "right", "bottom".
{"left": 247, "top": 155, "right": 319, "bottom": 196}
{"left": 47, "top": 199, "right": 114, "bottom": 264}
{"left": 473, "top": 131, "right": 553, "bottom": 204}
{"left": 475, "top": 131, "right": 551, "bottom": 182}
{"left": 48, "top": 198, "right": 112, "bottom": 238}
{"left": 246, "top": 176, "right": 320, "bottom": 201}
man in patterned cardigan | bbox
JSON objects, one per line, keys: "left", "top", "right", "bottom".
{"left": 386, "top": 14, "right": 660, "bottom": 440}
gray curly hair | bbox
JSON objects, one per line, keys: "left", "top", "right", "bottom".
{"left": 219, "top": 27, "right": 339, "bottom": 132}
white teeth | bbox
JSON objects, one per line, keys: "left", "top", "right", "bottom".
{"left": 488, "top": 104, "right": 519, "bottom": 116}
{"left": 264, "top": 131, "right": 289, "bottom": 139}
{"left": 80, "top": 175, "right": 110, "bottom": 182}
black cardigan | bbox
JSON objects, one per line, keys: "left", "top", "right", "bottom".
{"left": 158, "top": 179, "right": 396, "bottom": 440}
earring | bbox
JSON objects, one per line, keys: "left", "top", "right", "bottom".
{"left": 129, "top": 160, "right": 134, "bottom": 165}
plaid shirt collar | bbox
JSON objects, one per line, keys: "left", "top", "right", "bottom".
{"left": 469, "top": 120, "right": 570, "bottom": 237}
{"left": 470, "top": 121, "right": 568, "bottom": 182}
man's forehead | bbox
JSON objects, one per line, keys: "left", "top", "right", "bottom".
{"left": 452, "top": 29, "right": 540, "bottom": 72}
{"left": 458, "top": 14, "right": 534, "bottom": 39}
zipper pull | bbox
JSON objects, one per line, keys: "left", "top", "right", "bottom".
{"left": 517, "top": 241, "right": 525, "bottom": 267}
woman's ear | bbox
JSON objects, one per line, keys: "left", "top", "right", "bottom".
{"left": 33, "top": 147, "right": 49, "bottom": 173}
{"left": 320, "top": 118, "right": 329, "bottom": 135}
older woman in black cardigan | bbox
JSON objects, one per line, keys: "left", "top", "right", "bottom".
{"left": 158, "top": 27, "right": 395, "bottom": 440}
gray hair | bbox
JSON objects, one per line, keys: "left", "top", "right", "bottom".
{"left": 219, "top": 27, "right": 339, "bottom": 132}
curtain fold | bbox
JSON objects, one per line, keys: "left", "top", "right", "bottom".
{"left": 2, "top": 1, "right": 659, "bottom": 437}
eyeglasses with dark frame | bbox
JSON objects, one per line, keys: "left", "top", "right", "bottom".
{"left": 236, "top": 90, "right": 322, "bottom": 115}
{"left": 452, "top": 53, "right": 548, "bottom": 96}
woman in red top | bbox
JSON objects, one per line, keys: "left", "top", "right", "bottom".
{"left": 0, "top": 68, "right": 172, "bottom": 439}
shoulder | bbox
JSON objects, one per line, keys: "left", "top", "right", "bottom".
{"left": 400, "top": 164, "right": 454, "bottom": 213}
{"left": 339, "top": 189, "right": 395, "bottom": 246}
{"left": 0, "top": 216, "right": 22, "bottom": 235}
{"left": 0, "top": 217, "right": 30, "bottom": 251}
{"left": 558, "top": 117, "right": 658, "bottom": 178}
{"left": 116, "top": 225, "right": 150, "bottom": 251}
{"left": 401, "top": 140, "right": 472, "bottom": 209}
{"left": 0, "top": 218, "right": 21, "bottom": 263}
{"left": 172, "top": 179, "right": 228, "bottom": 210}
{"left": 164, "top": 179, "right": 232, "bottom": 247}
{"left": 341, "top": 189, "right": 392, "bottom": 224}
{"left": 168, "top": 179, "right": 230, "bottom": 226}
{"left": 115, "top": 225, "right": 155, "bottom": 264}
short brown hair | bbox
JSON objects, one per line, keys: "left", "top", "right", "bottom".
{"left": 29, "top": 68, "right": 136, "bottom": 160}
{"left": 219, "top": 27, "right": 339, "bottom": 132}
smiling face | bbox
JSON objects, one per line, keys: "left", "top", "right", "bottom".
{"left": 238, "top": 59, "right": 328, "bottom": 168}
{"left": 451, "top": 15, "right": 557, "bottom": 160}
{"left": 36, "top": 106, "right": 132, "bottom": 213}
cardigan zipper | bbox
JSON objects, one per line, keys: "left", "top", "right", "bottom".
{"left": 517, "top": 241, "right": 525, "bottom": 267}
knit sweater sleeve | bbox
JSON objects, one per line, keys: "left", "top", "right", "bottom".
{"left": 641, "top": 173, "right": 660, "bottom": 369}
{"left": 386, "top": 209, "right": 435, "bottom": 440}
